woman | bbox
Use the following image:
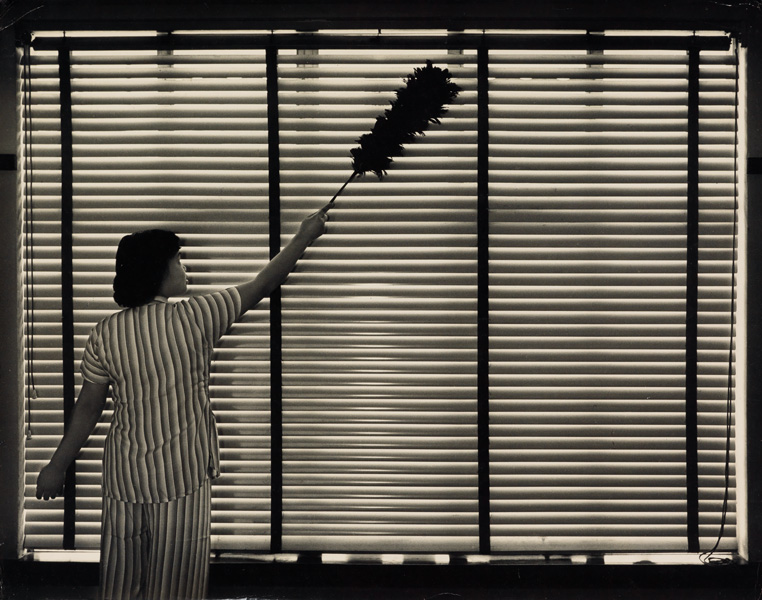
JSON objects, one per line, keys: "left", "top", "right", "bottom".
{"left": 35, "top": 205, "right": 329, "bottom": 599}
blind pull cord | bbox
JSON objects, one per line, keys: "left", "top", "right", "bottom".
{"left": 700, "top": 39, "right": 740, "bottom": 565}
{"left": 23, "top": 37, "right": 38, "bottom": 440}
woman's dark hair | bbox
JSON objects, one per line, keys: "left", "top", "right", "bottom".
{"left": 113, "top": 229, "right": 181, "bottom": 308}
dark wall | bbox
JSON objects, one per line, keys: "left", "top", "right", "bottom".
{"left": 0, "top": 0, "right": 760, "bottom": 561}
{"left": 3, "top": 0, "right": 754, "bottom": 31}
{"left": 0, "top": 21, "right": 23, "bottom": 562}
{"left": 743, "top": 9, "right": 762, "bottom": 563}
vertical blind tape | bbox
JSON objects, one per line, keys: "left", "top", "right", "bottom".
{"left": 58, "top": 48, "right": 76, "bottom": 551}
{"left": 685, "top": 45, "right": 701, "bottom": 553}
{"left": 476, "top": 42, "right": 491, "bottom": 554}
{"left": 266, "top": 44, "right": 284, "bottom": 553}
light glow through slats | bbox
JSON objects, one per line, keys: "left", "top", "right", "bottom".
{"left": 20, "top": 31, "right": 739, "bottom": 556}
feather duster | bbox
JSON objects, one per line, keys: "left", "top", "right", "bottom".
{"left": 328, "top": 61, "right": 461, "bottom": 206}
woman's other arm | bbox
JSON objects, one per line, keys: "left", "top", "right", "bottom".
{"left": 36, "top": 380, "right": 109, "bottom": 500}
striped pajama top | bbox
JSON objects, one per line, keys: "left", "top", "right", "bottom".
{"left": 80, "top": 288, "right": 243, "bottom": 503}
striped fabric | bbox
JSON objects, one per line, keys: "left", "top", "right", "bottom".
{"left": 99, "top": 479, "right": 211, "bottom": 600}
{"left": 80, "top": 289, "right": 243, "bottom": 503}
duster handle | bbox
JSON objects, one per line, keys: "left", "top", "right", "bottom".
{"left": 327, "top": 171, "right": 359, "bottom": 209}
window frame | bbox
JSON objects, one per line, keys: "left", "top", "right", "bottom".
{"left": 18, "top": 29, "right": 743, "bottom": 561}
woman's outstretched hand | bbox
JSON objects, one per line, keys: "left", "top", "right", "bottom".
{"left": 297, "top": 202, "right": 331, "bottom": 244}
{"left": 236, "top": 202, "right": 332, "bottom": 313}
{"left": 36, "top": 462, "right": 66, "bottom": 500}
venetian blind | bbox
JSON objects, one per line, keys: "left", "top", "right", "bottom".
{"left": 277, "top": 47, "right": 479, "bottom": 552}
{"left": 22, "top": 44, "right": 64, "bottom": 550}
{"left": 22, "top": 42, "right": 274, "bottom": 550}
{"left": 20, "top": 31, "right": 739, "bottom": 556}
{"left": 488, "top": 44, "right": 738, "bottom": 552}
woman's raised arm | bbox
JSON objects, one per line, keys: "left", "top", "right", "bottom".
{"left": 236, "top": 203, "right": 329, "bottom": 314}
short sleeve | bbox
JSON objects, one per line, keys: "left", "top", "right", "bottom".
{"left": 186, "top": 287, "right": 243, "bottom": 347}
{"left": 80, "top": 324, "right": 111, "bottom": 384}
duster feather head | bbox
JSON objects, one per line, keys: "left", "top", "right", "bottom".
{"left": 350, "top": 61, "right": 461, "bottom": 179}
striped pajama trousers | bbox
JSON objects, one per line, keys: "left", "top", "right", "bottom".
{"left": 98, "top": 480, "right": 211, "bottom": 600}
